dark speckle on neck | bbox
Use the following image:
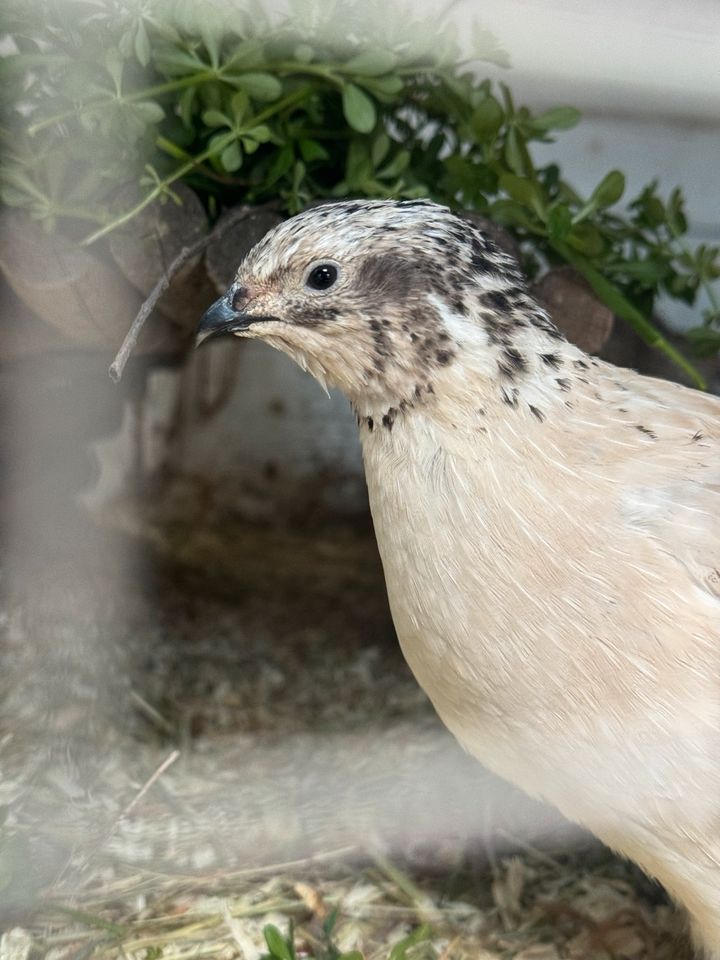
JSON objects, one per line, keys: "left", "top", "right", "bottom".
{"left": 497, "top": 346, "right": 527, "bottom": 380}
{"left": 382, "top": 408, "right": 397, "bottom": 430}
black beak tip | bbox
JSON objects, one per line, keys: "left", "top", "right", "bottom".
{"left": 195, "top": 294, "right": 239, "bottom": 347}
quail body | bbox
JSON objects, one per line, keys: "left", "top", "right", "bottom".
{"left": 198, "top": 199, "right": 720, "bottom": 956}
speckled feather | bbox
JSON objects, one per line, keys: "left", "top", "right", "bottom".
{"left": 207, "top": 199, "right": 720, "bottom": 956}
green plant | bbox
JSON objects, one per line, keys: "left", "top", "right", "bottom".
{"left": 1, "top": 0, "right": 718, "bottom": 383}
{"left": 261, "top": 916, "right": 364, "bottom": 960}
{"left": 259, "top": 916, "right": 434, "bottom": 960}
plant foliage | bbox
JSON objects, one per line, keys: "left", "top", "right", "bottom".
{"left": 259, "top": 916, "right": 434, "bottom": 960}
{"left": 1, "top": 0, "right": 718, "bottom": 380}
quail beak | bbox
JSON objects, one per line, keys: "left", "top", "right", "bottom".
{"left": 195, "top": 284, "right": 276, "bottom": 347}
{"left": 196, "top": 287, "right": 254, "bottom": 346}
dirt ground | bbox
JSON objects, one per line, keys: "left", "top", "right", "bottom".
{"left": 0, "top": 486, "right": 694, "bottom": 958}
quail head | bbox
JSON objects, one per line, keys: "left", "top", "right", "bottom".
{"left": 198, "top": 199, "right": 720, "bottom": 957}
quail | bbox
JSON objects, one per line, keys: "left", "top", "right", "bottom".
{"left": 198, "top": 199, "right": 720, "bottom": 956}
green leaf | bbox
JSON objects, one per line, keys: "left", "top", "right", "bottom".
{"left": 590, "top": 169, "right": 625, "bottom": 209}
{"left": 342, "top": 83, "right": 377, "bottom": 133}
{"left": 668, "top": 271, "right": 699, "bottom": 302}
{"left": 200, "top": 22, "right": 222, "bottom": 69}
{"left": 229, "top": 72, "right": 283, "bottom": 101}
{"left": 488, "top": 198, "right": 535, "bottom": 228}
{"left": 499, "top": 172, "right": 537, "bottom": 206}
{"left": 614, "top": 257, "right": 668, "bottom": 283}
{"left": 179, "top": 86, "right": 196, "bottom": 127}
{"left": 345, "top": 139, "right": 373, "bottom": 187}
{"left": 686, "top": 326, "right": 720, "bottom": 358}
{"left": 568, "top": 222, "right": 605, "bottom": 256}
{"left": 220, "top": 140, "right": 243, "bottom": 173}
{"left": 247, "top": 124, "right": 272, "bottom": 142}
{"left": 299, "top": 138, "right": 329, "bottom": 162}
{"left": 389, "top": 924, "right": 432, "bottom": 960}
{"left": 294, "top": 43, "right": 314, "bottom": 63}
{"left": 153, "top": 46, "right": 206, "bottom": 76}
{"left": 202, "top": 108, "right": 230, "bottom": 128}
{"left": 547, "top": 203, "right": 572, "bottom": 240}
{"left": 345, "top": 49, "right": 397, "bottom": 76}
{"left": 263, "top": 924, "right": 294, "bottom": 960}
{"left": 553, "top": 239, "right": 705, "bottom": 388}
{"left": 208, "top": 131, "right": 233, "bottom": 156}
{"left": 532, "top": 106, "right": 581, "bottom": 130}
{"left": 230, "top": 90, "right": 250, "bottom": 121}
{"left": 471, "top": 22, "right": 511, "bottom": 68}
{"left": 119, "top": 29, "right": 133, "bottom": 59}
{"left": 628, "top": 182, "right": 663, "bottom": 228}
{"left": 504, "top": 126, "right": 531, "bottom": 176}
{"left": 134, "top": 20, "right": 151, "bottom": 66}
{"left": 371, "top": 132, "right": 391, "bottom": 166}
{"left": 0, "top": 184, "right": 29, "bottom": 206}
{"left": 222, "top": 39, "right": 264, "bottom": 72}
{"left": 105, "top": 47, "right": 124, "bottom": 95}
{"left": 363, "top": 74, "right": 404, "bottom": 97}
{"left": 377, "top": 149, "right": 410, "bottom": 179}
{"left": 266, "top": 143, "right": 295, "bottom": 185}
{"left": 133, "top": 101, "right": 165, "bottom": 124}
{"left": 667, "top": 186, "right": 688, "bottom": 236}
{"left": 470, "top": 95, "right": 504, "bottom": 141}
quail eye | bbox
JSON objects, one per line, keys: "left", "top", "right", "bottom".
{"left": 306, "top": 263, "right": 338, "bottom": 291}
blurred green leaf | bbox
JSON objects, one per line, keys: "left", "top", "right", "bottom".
{"left": 686, "top": 326, "right": 720, "bottom": 357}
{"left": 248, "top": 124, "right": 272, "bottom": 142}
{"left": 364, "top": 74, "right": 404, "bottom": 97}
{"left": 488, "top": 198, "right": 535, "bottom": 228}
{"left": 555, "top": 240, "right": 705, "bottom": 388}
{"left": 294, "top": 43, "right": 314, "bottom": 63}
{"left": 568, "top": 222, "right": 605, "bottom": 256}
{"left": 499, "top": 172, "right": 536, "bottom": 205}
{"left": 389, "top": 924, "right": 432, "bottom": 960}
{"left": 345, "top": 49, "right": 397, "bottom": 76}
{"left": 228, "top": 72, "right": 283, "bottom": 101}
{"left": 231, "top": 90, "right": 250, "bottom": 120}
{"left": 590, "top": 169, "right": 625, "bottom": 209}
{"left": 299, "top": 137, "right": 329, "bottom": 162}
{"left": 342, "top": 83, "right": 376, "bottom": 133}
{"left": 133, "top": 101, "right": 165, "bottom": 124}
{"left": 667, "top": 186, "right": 688, "bottom": 235}
{"left": 178, "top": 85, "right": 196, "bottom": 126}
{"left": 266, "top": 143, "right": 295, "bottom": 185}
{"left": 105, "top": 47, "right": 124, "bottom": 94}
{"left": 471, "top": 95, "right": 504, "bottom": 141}
{"left": 547, "top": 203, "right": 572, "bottom": 240}
{"left": 371, "top": 132, "right": 391, "bottom": 166}
{"left": 532, "top": 105, "right": 581, "bottom": 130}
{"left": 202, "top": 108, "right": 230, "bottom": 128}
{"left": 263, "top": 924, "right": 294, "bottom": 960}
{"left": 134, "top": 20, "right": 151, "bottom": 66}
{"left": 153, "top": 46, "right": 207, "bottom": 76}
{"left": 377, "top": 149, "right": 410, "bottom": 179}
{"left": 208, "top": 131, "right": 233, "bottom": 156}
{"left": 503, "top": 126, "right": 531, "bottom": 176}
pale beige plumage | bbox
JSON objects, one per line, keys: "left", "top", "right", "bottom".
{"left": 197, "top": 199, "right": 720, "bottom": 956}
